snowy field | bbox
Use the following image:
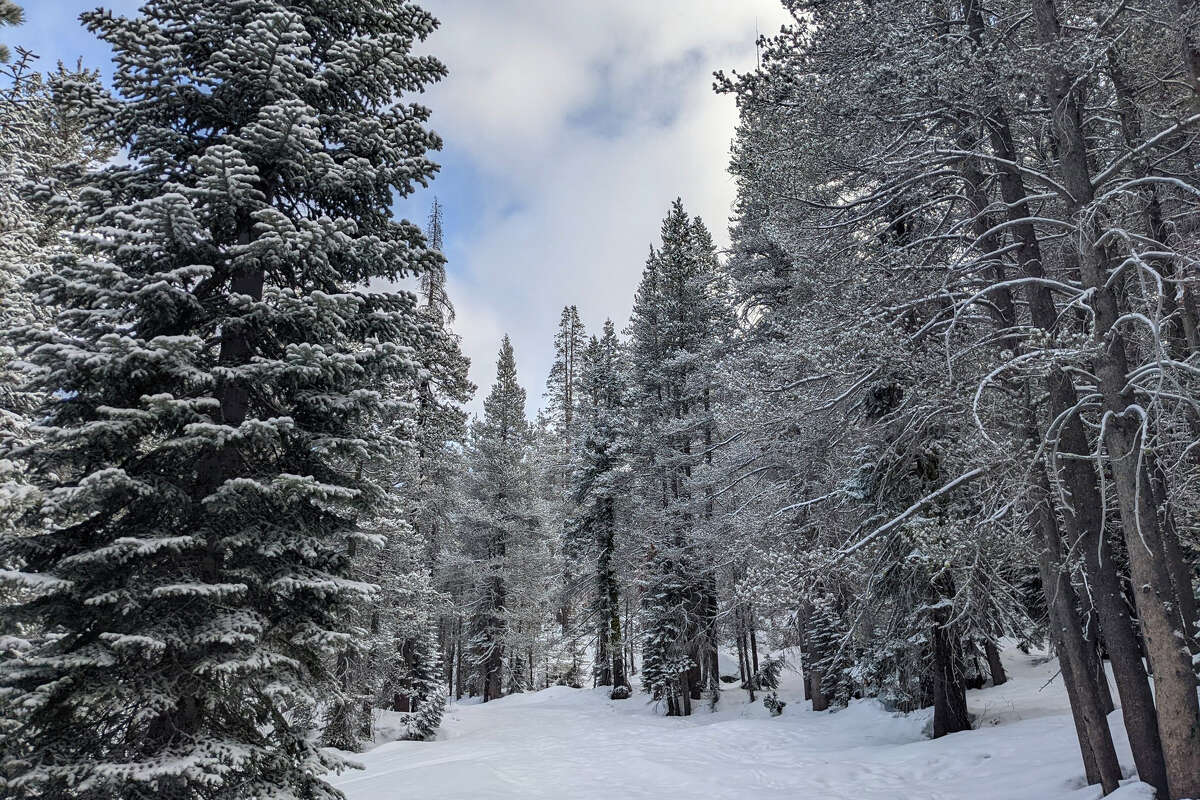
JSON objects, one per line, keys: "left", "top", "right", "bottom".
{"left": 329, "top": 649, "right": 1157, "bottom": 800}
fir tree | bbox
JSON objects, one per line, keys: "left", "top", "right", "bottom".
{"left": 464, "top": 336, "right": 539, "bottom": 702}
{"left": 545, "top": 305, "right": 587, "bottom": 453}
{"left": 0, "top": 2, "right": 446, "bottom": 796}
{"left": 569, "top": 320, "right": 632, "bottom": 696}
{"left": 0, "top": 54, "right": 108, "bottom": 541}
{"left": 543, "top": 305, "right": 587, "bottom": 675}
{"left": 408, "top": 197, "right": 472, "bottom": 710}
{"left": 627, "top": 200, "right": 730, "bottom": 716}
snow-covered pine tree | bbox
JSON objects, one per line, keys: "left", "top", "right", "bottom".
{"left": 569, "top": 319, "right": 632, "bottom": 697}
{"left": 546, "top": 305, "right": 587, "bottom": 457}
{"left": 543, "top": 305, "right": 587, "bottom": 680}
{"left": 403, "top": 197, "right": 471, "bottom": 718}
{"left": 628, "top": 200, "right": 730, "bottom": 716}
{"left": 499, "top": 437, "right": 560, "bottom": 692}
{"left": 0, "top": 55, "right": 108, "bottom": 544}
{"left": 714, "top": 2, "right": 1200, "bottom": 790}
{"left": 521, "top": 410, "right": 575, "bottom": 687}
{"left": 0, "top": 2, "right": 446, "bottom": 796}
{"left": 366, "top": 509, "right": 447, "bottom": 741}
{"left": 464, "top": 336, "right": 540, "bottom": 701}
{"left": 806, "top": 593, "right": 853, "bottom": 711}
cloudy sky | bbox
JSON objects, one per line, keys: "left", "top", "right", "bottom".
{"left": 16, "top": 0, "right": 789, "bottom": 415}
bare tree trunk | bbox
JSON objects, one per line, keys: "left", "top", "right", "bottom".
{"left": 983, "top": 640, "right": 1006, "bottom": 687}
{"left": 1035, "top": 486, "right": 1123, "bottom": 793}
{"left": 1030, "top": 2, "right": 1200, "bottom": 794}
{"left": 736, "top": 629, "right": 748, "bottom": 686}
{"left": 1082, "top": 617, "right": 1115, "bottom": 717}
{"left": 955, "top": 12, "right": 1171, "bottom": 780}
{"left": 930, "top": 574, "right": 971, "bottom": 738}
{"left": 797, "top": 606, "right": 813, "bottom": 701}
{"left": 809, "top": 668, "right": 828, "bottom": 712}
{"left": 447, "top": 618, "right": 456, "bottom": 700}
{"left": 455, "top": 621, "right": 465, "bottom": 701}
{"left": 596, "top": 621, "right": 611, "bottom": 687}
{"left": 749, "top": 627, "right": 760, "bottom": 674}
{"left": 625, "top": 596, "right": 637, "bottom": 678}
{"left": 1091, "top": 648, "right": 1114, "bottom": 717}
{"left": 686, "top": 652, "right": 703, "bottom": 703}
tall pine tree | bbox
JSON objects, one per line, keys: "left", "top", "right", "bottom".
{"left": 543, "top": 305, "right": 587, "bottom": 681}
{"left": 0, "top": 2, "right": 446, "bottom": 796}
{"left": 569, "top": 319, "right": 632, "bottom": 697}
{"left": 628, "top": 200, "right": 729, "bottom": 716}
{"left": 0, "top": 55, "right": 108, "bottom": 538}
{"left": 464, "top": 336, "right": 539, "bottom": 701}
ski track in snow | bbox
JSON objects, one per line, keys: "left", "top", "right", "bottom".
{"left": 330, "top": 648, "right": 1156, "bottom": 800}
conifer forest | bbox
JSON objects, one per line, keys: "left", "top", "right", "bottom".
{"left": 2, "top": 1, "right": 1200, "bottom": 798}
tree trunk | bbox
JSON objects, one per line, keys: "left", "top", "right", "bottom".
{"left": 749, "top": 627, "right": 760, "bottom": 674}
{"left": 930, "top": 576, "right": 971, "bottom": 738}
{"left": 983, "top": 640, "right": 1007, "bottom": 687}
{"left": 1030, "top": 3, "right": 1200, "bottom": 794}
{"left": 686, "top": 654, "right": 703, "bottom": 702}
{"left": 798, "top": 607, "right": 813, "bottom": 701}
{"left": 809, "top": 668, "right": 828, "bottom": 712}
{"left": 444, "top": 620, "right": 454, "bottom": 699}
{"left": 1035, "top": 487, "right": 1123, "bottom": 793}
{"left": 955, "top": 8, "right": 1172, "bottom": 779}
{"left": 736, "top": 630, "right": 748, "bottom": 686}
{"left": 596, "top": 621, "right": 611, "bottom": 687}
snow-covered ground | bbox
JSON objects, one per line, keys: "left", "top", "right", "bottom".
{"left": 329, "top": 648, "right": 1156, "bottom": 800}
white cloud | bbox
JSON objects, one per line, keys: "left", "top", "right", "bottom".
{"left": 417, "top": 0, "right": 792, "bottom": 416}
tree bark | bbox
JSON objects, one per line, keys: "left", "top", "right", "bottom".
{"left": 983, "top": 639, "right": 1007, "bottom": 687}
{"left": 736, "top": 630, "right": 748, "bottom": 686}
{"left": 930, "top": 575, "right": 971, "bottom": 738}
{"left": 749, "top": 627, "right": 760, "bottom": 674}
{"left": 1035, "top": 485, "right": 1123, "bottom": 793}
{"left": 1029, "top": 2, "right": 1200, "bottom": 794}
{"left": 797, "top": 606, "right": 813, "bottom": 701}
{"left": 686, "top": 653, "right": 703, "bottom": 702}
{"left": 809, "top": 668, "right": 828, "bottom": 712}
{"left": 955, "top": 6, "right": 1172, "bottom": 779}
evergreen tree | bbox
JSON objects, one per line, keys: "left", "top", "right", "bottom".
{"left": 544, "top": 305, "right": 587, "bottom": 676}
{"left": 525, "top": 411, "right": 577, "bottom": 686}
{"left": 332, "top": 197, "right": 472, "bottom": 746}
{"left": 627, "top": 200, "right": 729, "bottom": 716}
{"left": 545, "top": 305, "right": 587, "bottom": 453}
{"left": 408, "top": 197, "right": 472, "bottom": 710}
{"left": 0, "top": 2, "right": 446, "bottom": 796}
{"left": 0, "top": 54, "right": 108, "bottom": 539}
{"left": 569, "top": 320, "right": 632, "bottom": 697}
{"left": 363, "top": 504, "right": 447, "bottom": 741}
{"left": 716, "top": 0, "right": 1200, "bottom": 791}
{"left": 464, "top": 336, "right": 540, "bottom": 702}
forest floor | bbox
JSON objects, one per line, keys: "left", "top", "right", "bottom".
{"left": 329, "top": 647, "right": 1156, "bottom": 800}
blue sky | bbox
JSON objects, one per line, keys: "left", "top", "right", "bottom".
{"left": 11, "top": 0, "right": 788, "bottom": 416}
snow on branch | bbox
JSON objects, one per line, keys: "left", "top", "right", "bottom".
{"left": 836, "top": 467, "right": 989, "bottom": 557}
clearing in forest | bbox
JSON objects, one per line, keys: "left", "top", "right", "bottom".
{"left": 330, "top": 649, "right": 1154, "bottom": 800}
